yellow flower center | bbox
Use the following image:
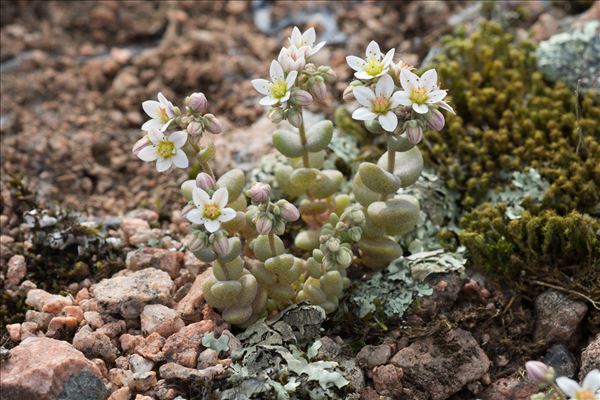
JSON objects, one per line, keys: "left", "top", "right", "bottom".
{"left": 372, "top": 96, "right": 391, "bottom": 114}
{"left": 203, "top": 203, "right": 221, "bottom": 220}
{"left": 158, "top": 107, "right": 170, "bottom": 123}
{"left": 271, "top": 80, "right": 288, "bottom": 99}
{"left": 575, "top": 390, "right": 595, "bottom": 400}
{"left": 156, "top": 140, "right": 175, "bottom": 159}
{"left": 364, "top": 59, "right": 384, "bottom": 76}
{"left": 409, "top": 87, "right": 429, "bottom": 105}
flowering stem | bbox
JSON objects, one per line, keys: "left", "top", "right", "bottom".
{"left": 382, "top": 134, "right": 395, "bottom": 200}
{"left": 200, "top": 160, "right": 215, "bottom": 180}
{"left": 548, "top": 384, "right": 566, "bottom": 400}
{"left": 298, "top": 109, "right": 310, "bottom": 168}
{"left": 268, "top": 232, "right": 277, "bottom": 254}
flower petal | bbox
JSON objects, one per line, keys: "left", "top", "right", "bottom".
{"left": 252, "top": 79, "right": 272, "bottom": 95}
{"left": 352, "top": 107, "right": 377, "bottom": 121}
{"left": 426, "top": 89, "right": 447, "bottom": 103}
{"left": 280, "top": 92, "right": 291, "bottom": 103}
{"left": 303, "top": 27, "right": 316, "bottom": 45}
{"left": 160, "top": 119, "right": 173, "bottom": 132}
{"left": 169, "top": 131, "right": 188, "bottom": 148}
{"left": 366, "top": 40, "right": 381, "bottom": 60}
{"left": 420, "top": 69, "right": 438, "bottom": 91}
{"left": 186, "top": 209, "right": 205, "bottom": 225}
{"left": 141, "top": 118, "right": 163, "bottom": 132}
{"left": 157, "top": 92, "right": 168, "bottom": 106}
{"left": 156, "top": 158, "right": 171, "bottom": 172}
{"left": 286, "top": 70, "right": 298, "bottom": 87}
{"left": 376, "top": 74, "right": 394, "bottom": 98}
{"left": 582, "top": 369, "right": 600, "bottom": 392}
{"left": 379, "top": 111, "right": 398, "bottom": 132}
{"left": 355, "top": 71, "right": 375, "bottom": 80}
{"left": 400, "top": 69, "right": 420, "bottom": 91}
{"left": 204, "top": 219, "right": 221, "bottom": 233}
{"left": 382, "top": 48, "right": 395, "bottom": 67}
{"left": 392, "top": 91, "right": 411, "bottom": 106}
{"left": 193, "top": 187, "right": 210, "bottom": 207}
{"left": 142, "top": 100, "right": 161, "bottom": 119}
{"left": 172, "top": 150, "right": 188, "bottom": 168}
{"left": 269, "top": 60, "right": 284, "bottom": 82}
{"left": 147, "top": 128, "right": 163, "bottom": 144}
{"left": 290, "top": 26, "right": 302, "bottom": 47}
{"left": 556, "top": 377, "right": 581, "bottom": 397}
{"left": 412, "top": 103, "right": 429, "bottom": 114}
{"left": 212, "top": 187, "right": 229, "bottom": 209}
{"left": 308, "top": 41, "right": 326, "bottom": 56}
{"left": 353, "top": 86, "right": 376, "bottom": 107}
{"left": 439, "top": 101, "right": 455, "bottom": 114}
{"left": 259, "top": 96, "right": 278, "bottom": 106}
{"left": 137, "top": 146, "right": 157, "bottom": 162}
{"left": 346, "top": 56, "right": 366, "bottom": 72}
{"left": 219, "top": 208, "right": 237, "bottom": 223}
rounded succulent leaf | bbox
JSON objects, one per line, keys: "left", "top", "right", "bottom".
{"left": 299, "top": 198, "right": 329, "bottom": 215}
{"left": 265, "top": 254, "right": 295, "bottom": 275}
{"left": 251, "top": 234, "right": 285, "bottom": 261}
{"left": 320, "top": 271, "right": 344, "bottom": 297}
{"left": 352, "top": 175, "right": 380, "bottom": 208}
{"left": 294, "top": 229, "right": 320, "bottom": 251}
{"left": 273, "top": 129, "right": 304, "bottom": 158}
{"left": 275, "top": 165, "right": 305, "bottom": 198}
{"left": 238, "top": 274, "right": 258, "bottom": 306}
{"left": 310, "top": 170, "right": 343, "bottom": 199}
{"left": 367, "top": 195, "right": 420, "bottom": 236}
{"left": 358, "top": 236, "right": 403, "bottom": 270}
{"left": 181, "top": 180, "right": 196, "bottom": 202}
{"left": 377, "top": 146, "right": 423, "bottom": 188}
{"left": 222, "top": 304, "right": 253, "bottom": 325}
{"left": 358, "top": 162, "right": 401, "bottom": 194}
{"left": 290, "top": 168, "right": 320, "bottom": 190}
{"left": 305, "top": 120, "right": 334, "bottom": 153}
{"left": 217, "top": 169, "right": 245, "bottom": 201}
{"left": 211, "top": 281, "right": 242, "bottom": 302}
{"left": 388, "top": 133, "right": 415, "bottom": 152}
{"left": 290, "top": 150, "right": 325, "bottom": 169}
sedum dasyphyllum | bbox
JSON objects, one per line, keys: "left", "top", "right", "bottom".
{"left": 133, "top": 26, "right": 453, "bottom": 326}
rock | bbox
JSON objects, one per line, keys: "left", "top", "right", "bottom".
{"left": 6, "top": 324, "right": 21, "bottom": 341}
{"left": 416, "top": 272, "right": 464, "bottom": 320}
{"left": 126, "top": 209, "right": 159, "bottom": 223}
{"left": 42, "top": 294, "right": 74, "bottom": 314}
{"left": 544, "top": 344, "right": 576, "bottom": 378}
{"left": 108, "top": 387, "right": 131, "bottom": 400}
{"left": 140, "top": 304, "right": 185, "bottom": 338}
{"left": 356, "top": 344, "right": 393, "bottom": 369}
{"left": 73, "top": 326, "right": 118, "bottom": 362}
{"left": 340, "top": 358, "right": 365, "bottom": 394}
{"left": 25, "top": 310, "right": 53, "bottom": 330}
{"left": 126, "top": 247, "right": 184, "bottom": 279}
{"left": 479, "top": 377, "right": 539, "bottom": 400}
{"left": 197, "top": 348, "right": 219, "bottom": 369}
{"left": 128, "top": 371, "right": 157, "bottom": 392}
{"left": 129, "top": 354, "right": 155, "bottom": 374}
{"left": 96, "top": 320, "right": 127, "bottom": 338}
{"left": 135, "top": 332, "right": 165, "bottom": 362}
{"left": 175, "top": 267, "right": 213, "bottom": 321}
{"left": 0, "top": 337, "right": 106, "bottom": 400}
{"left": 25, "top": 289, "right": 53, "bottom": 311}
{"left": 120, "top": 333, "right": 144, "bottom": 354}
{"left": 162, "top": 320, "right": 214, "bottom": 368}
{"left": 121, "top": 217, "right": 150, "bottom": 245}
{"left": 84, "top": 311, "right": 105, "bottom": 329}
{"left": 159, "top": 362, "right": 225, "bottom": 382}
{"left": 6, "top": 255, "right": 27, "bottom": 287}
{"left": 63, "top": 306, "right": 84, "bottom": 323}
{"left": 372, "top": 364, "right": 404, "bottom": 397}
{"left": 390, "top": 329, "right": 490, "bottom": 400}
{"left": 46, "top": 316, "right": 79, "bottom": 338}
{"left": 579, "top": 334, "right": 600, "bottom": 380}
{"left": 536, "top": 20, "right": 600, "bottom": 91}
{"left": 313, "top": 336, "right": 343, "bottom": 360}
{"left": 534, "top": 290, "right": 588, "bottom": 348}
{"left": 92, "top": 268, "right": 175, "bottom": 319}
{"left": 531, "top": 13, "right": 559, "bottom": 42}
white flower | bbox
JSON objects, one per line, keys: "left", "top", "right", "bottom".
{"left": 289, "top": 26, "right": 326, "bottom": 57}
{"left": 556, "top": 369, "right": 600, "bottom": 400}
{"left": 351, "top": 74, "right": 400, "bottom": 132}
{"left": 186, "top": 187, "right": 236, "bottom": 233}
{"left": 278, "top": 45, "right": 306, "bottom": 72}
{"left": 142, "top": 92, "right": 175, "bottom": 131}
{"left": 137, "top": 128, "right": 188, "bottom": 172}
{"left": 252, "top": 60, "right": 298, "bottom": 106}
{"left": 393, "top": 69, "right": 454, "bottom": 114}
{"left": 346, "top": 40, "right": 395, "bottom": 80}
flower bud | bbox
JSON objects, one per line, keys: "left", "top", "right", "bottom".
{"left": 255, "top": 216, "right": 272, "bottom": 235}
{"left": 188, "top": 92, "right": 208, "bottom": 113}
{"left": 406, "top": 123, "right": 423, "bottom": 145}
{"left": 280, "top": 201, "right": 300, "bottom": 222}
{"left": 187, "top": 120, "right": 203, "bottom": 136}
{"left": 288, "top": 108, "right": 303, "bottom": 128}
{"left": 342, "top": 85, "right": 355, "bottom": 102}
{"left": 525, "top": 361, "right": 549, "bottom": 383}
{"left": 188, "top": 234, "right": 207, "bottom": 253}
{"left": 291, "top": 89, "right": 313, "bottom": 107}
{"left": 203, "top": 114, "right": 222, "bottom": 134}
{"left": 318, "top": 65, "right": 337, "bottom": 82}
{"left": 132, "top": 136, "right": 150, "bottom": 155}
{"left": 196, "top": 172, "right": 216, "bottom": 191}
{"left": 267, "top": 107, "right": 285, "bottom": 123}
{"left": 247, "top": 182, "right": 271, "bottom": 203}
{"left": 212, "top": 234, "right": 231, "bottom": 259}
{"left": 311, "top": 80, "right": 327, "bottom": 103}
{"left": 426, "top": 108, "right": 445, "bottom": 131}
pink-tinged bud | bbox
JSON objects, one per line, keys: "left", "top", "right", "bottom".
{"left": 188, "top": 235, "right": 206, "bottom": 252}
{"left": 318, "top": 66, "right": 337, "bottom": 82}
{"left": 525, "top": 361, "right": 549, "bottom": 383}
{"left": 196, "top": 172, "right": 216, "bottom": 190}
{"left": 291, "top": 89, "right": 313, "bottom": 107}
{"left": 187, "top": 121, "right": 203, "bottom": 136}
{"left": 342, "top": 85, "right": 355, "bottom": 102}
{"left": 311, "top": 80, "right": 327, "bottom": 103}
{"left": 203, "top": 114, "right": 222, "bottom": 134}
{"left": 406, "top": 124, "right": 423, "bottom": 145}
{"left": 288, "top": 108, "right": 303, "bottom": 128}
{"left": 255, "top": 217, "right": 272, "bottom": 235}
{"left": 132, "top": 136, "right": 150, "bottom": 155}
{"left": 426, "top": 108, "right": 445, "bottom": 131}
{"left": 280, "top": 202, "right": 300, "bottom": 222}
{"left": 213, "top": 235, "right": 230, "bottom": 259}
{"left": 267, "top": 107, "right": 285, "bottom": 123}
{"left": 188, "top": 92, "right": 208, "bottom": 113}
{"left": 247, "top": 182, "right": 271, "bottom": 203}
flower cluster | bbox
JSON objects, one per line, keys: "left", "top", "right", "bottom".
{"left": 526, "top": 360, "right": 599, "bottom": 400}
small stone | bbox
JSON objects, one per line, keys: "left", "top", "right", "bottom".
{"left": 175, "top": 267, "right": 213, "bottom": 322}
{"left": 6, "top": 255, "right": 27, "bottom": 287}
{"left": 73, "top": 326, "right": 118, "bottom": 362}
{"left": 25, "top": 310, "right": 53, "bottom": 330}
{"left": 92, "top": 358, "right": 108, "bottom": 378}
{"left": 196, "top": 348, "right": 219, "bottom": 369}
{"left": 479, "top": 377, "right": 539, "bottom": 400}
{"left": 84, "top": 311, "right": 105, "bottom": 329}
{"left": 135, "top": 395, "right": 154, "bottom": 400}
{"left": 0, "top": 337, "right": 106, "bottom": 400}
{"left": 63, "top": 306, "right": 84, "bottom": 323}
{"left": 162, "top": 320, "right": 215, "bottom": 368}
{"left": 356, "top": 344, "right": 392, "bottom": 369}
{"left": 108, "top": 387, "right": 131, "bottom": 400}
{"left": 108, "top": 368, "right": 132, "bottom": 387}
{"left": 42, "top": 294, "right": 73, "bottom": 314}
{"left": 221, "top": 329, "right": 241, "bottom": 354}
{"left": 534, "top": 290, "right": 588, "bottom": 348}
{"left": 129, "top": 354, "right": 154, "bottom": 374}
{"left": 140, "top": 304, "right": 185, "bottom": 338}
{"left": 126, "top": 247, "right": 184, "bottom": 279}
{"left": 120, "top": 333, "right": 144, "bottom": 354}
{"left": 126, "top": 209, "right": 159, "bottom": 223}
{"left": 20, "top": 322, "right": 39, "bottom": 339}
{"left": 121, "top": 218, "right": 150, "bottom": 245}
{"left": 544, "top": 344, "right": 576, "bottom": 378}
{"left": 313, "top": 336, "right": 343, "bottom": 360}
{"left": 159, "top": 362, "right": 225, "bottom": 382}
{"left": 7, "top": 324, "right": 21, "bottom": 342}
{"left": 97, "top": 320, "right": 126, "bottom": 338}
{"left": 25, "top": 289, "right": 53, "bottom": 311}
{"left": 579, "top": 334, "right": 600, "bottom": 380}
{"left": 92, "top": 268, "right": 175, "bottom": 319}
{"left": 135, "top": 332, "right": 165, "bottom": 362}
{"left": 372, "top": 364, "right": 404, "bottom": 397}
{"left": 128, "top": 371, "right": 157, "bottom": 392}
{"left": 46, "top": 316, "right": 79, "bottom": 338}
{"left": 76, "top": 288, "right": 92, "bottom": 303}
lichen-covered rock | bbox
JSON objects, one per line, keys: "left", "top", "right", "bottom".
{"left": 534, "top": 290, "right": 588, "bottom": 348}
{"left": 159, "top": 362, "right": 225, "bottom": 382}
{"left": 0, "top": 337, "right": 106, "bottom": 400}
{"left": 175, "top": 267, "right": 213, "bottom": 321}
{"left": 125, "top": 247, "right": 184, "bottom": 279}
{"left": 140, "top": 304, "right": 185, "bottom": 338}
{"left": 390, "top": 329, "right": 490, "bottom": 400}
{"left": 91, "top": 268, "right": 175, "bottom": 319}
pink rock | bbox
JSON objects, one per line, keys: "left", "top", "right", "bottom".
{"left": 41, "top": 294, "right": 73, "bottom": 314}
{"left": 127, "top": 371, "right": 157, "bottom": 392}
{"left": 92, "top": 358, "right": 109, "bottom": 378}
{"left": 6, "top": 255, "right": 27, "bottom": 287}
{"left": 25, "top": 289, "right": 53, "bottom": 311}
{"left": 159, "top": 362, "right": 225, "bottom": 382}
{"left": 63, "top": 305, "right": 84, "bottom": 323}
{"left": 534, "top": 290, "right": 588, "bottom": 349}
{"left": 175, "top": 268, "right": 213, "bottom": 322}
{"left": 73, "top": 326, "right": 118, "bottom": 362}
{"left": 356, "top": 344, "right": 393, "bottom": 370}
{"left": 135, "top": 395, "right": 154, "bottom": 400}
{"left": 128, "top": 354, "right": 154, "bottom": 374}
{"left": 108, "top": 386, "right": 131, "bottom": 400}
{"left": 162, "top": 320, "right": 215, "bottom": 368}
{"left": 197, "top": 348, "right": 219, "bottom": 369}
{"left": 126, "top": 209, "right": 159, "bottom": 223}
{"left": 135, "top": 332, "right": 165, "bottom": 362}
{"left": 121, "top": 217, "right": 150, "bottom": 245}
{"left": 6, "top": 324, "right": 21, "bottom": 342}
{"left": 373, "top": 364, "right": 404, "bottom": 397}
{"left": 580, "top": 334, "right": 600, "bottom": 380}
{"left": 0, "top": 337, "right": 106, "bottom": 400}
{"left": 141, "top": 304, "right": 185, "bottom": 338}
{"left": 108, "top": 368, "right": 133, "bottom": 387}
{"left": 46, "top": 316, "right": 79, "bottom": 338}
{"left": 20, "top": 322, "right": 40, "bottom": 339}
{"left": 25, "top": 310, "right": 52, "bottom": 330}
{"left": 76, "top": 287, "right": 91, "bottom": 303}
{"left": 126, "top": 247, "right": 184, "bottom": 279}
{"left": 480, "top": 377, "right": 538, "bottom": 400}
{"left": 120, "top": 333, "right": 144, "bottom": 354}
{"left": 96, "top": 320, "right": 126, "bottom": 338}
{"left": 84, "top": 311, "right": 105, "bottom": 329}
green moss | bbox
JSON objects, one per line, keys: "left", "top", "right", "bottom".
{"left": 427, "top": 21, "right": 600, "bottom": 213}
